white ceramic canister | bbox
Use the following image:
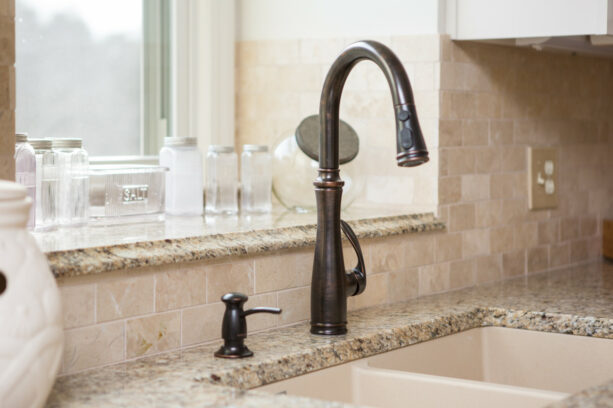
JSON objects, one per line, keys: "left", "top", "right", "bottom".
{"left": 0, "top": 180, "right": 63, "bottom": 408}
{"left": 159, "top": 137, "right": 204, "bottom": 216}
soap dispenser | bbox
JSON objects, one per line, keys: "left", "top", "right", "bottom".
{"left": 214, "top": 292, "right": 281, "bottom": 358}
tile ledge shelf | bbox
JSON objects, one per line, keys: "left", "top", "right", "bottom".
{"left": 40, "top": 211, "right": 444, "bottom": 279}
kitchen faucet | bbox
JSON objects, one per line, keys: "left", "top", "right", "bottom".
{"left": 310, "top": 40, "right": 429, "bottom": 335}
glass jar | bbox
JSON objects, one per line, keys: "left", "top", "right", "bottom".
{"left": 205, "top": 145, "right": 238, "bottom": 215}
{"left": 14, "top": 133, "right": 36, "bottom": 229}
{"left": 52, "top": 138, "right": 89, "bottom": 226}
{"left": 159, "top": 137, "right": 203, "bottom": 216}
{"left": 30, "top": 139, "right": 58, "bottom": 231}
{"left": 241, "top": 144, "right": 272, "bottom": 214}
{"left": 272, "top": 132, "right": 365, "bottom": 212}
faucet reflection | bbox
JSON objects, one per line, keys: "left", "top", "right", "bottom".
{"left": 310, "top": 40, "right": 429, "bottom": 335}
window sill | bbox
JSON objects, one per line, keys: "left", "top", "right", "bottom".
{"left": 36, "top": 206, "right": 444, "bottom": 279}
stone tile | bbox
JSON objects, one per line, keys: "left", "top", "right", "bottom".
{"left": 475, "top": 200, "right": 503, "bottom": 228}
{"left": 503, "top": 250, "right": 526, "bottom": 278}
{"left": 388, "top": 268, "right": 419, "bottom": 303}
{"left": 97, "top": 275, "right": 154, "bottom": 322}
{"left": 439, "top": 176, "right": 461, "bottom": 204}
{"left": 550, "top": 242, "right": 571, "bottom": 268}
{"left": 244, "top": 292, "right": 279, "bottom": 331}
{"left": 501, "top": 146, "right": 526, "bottom": 172}
{"left": 348, "top": 273, "right": 388, "bottom": 311}
{"left": 474, "top": 146, "right": 502, "bottom": 174}
{"left": 449, "top": 259, "right": 475, "bottom": 289}
{"left": 63, "top": 322, "right": 124, "bottom": 374}
{"left": 501, "top": 199, "right": 525, "bottom": 225}
{"left": 181, "top": 303, "right": 225, "bottom": 347}
{"left": 490, "top": 173, "right": 518, "bottom": 199}
{"left": 580, "top": 217, "right": 597, "bottom": 237}
{"left": 462, "top": 229, "right": 490, "bottom": 257}
{"left": 561, "top": 217, "right": 580, "bottom": 241}
{"left": 369, "top": 235, "right": 405, "bottom": 274}
{"left": 446, "top": 147, "right": 476, "bottom": 175}
{"left": 461, "top": 174, "right": 490, "bottom": 201}
{"left": 418, "top": 263, "right": 450, "bottom": 296}
{"left": 475, "top": 255, "right": 502, "bottom": 284}
{"left": 490, "top": 120, "right": 514, "bottom": 145}
{"left": 490, "top": 225, "right": 514, "bottom": 254}
{"left": 60, "top": 284, "right": 95, "bottom": 329}
{"left": 538, "top": 219, "right": 560, "bottom": 245}
{"left": 254, "top": 251, "right": 311, "bottom": 293}
{"left": 513, "top": 222, "right": 538, "bottom": 250}
{"left": 435, "top": 233, "right": 462, "bottom": 262}
{"left": 155, "top": 265, "right": 206, "bottom": 311}
{"left": 439, "top": 119, "right": 462, "bottom": 147}
{"left": 404, "top": 235, "right": 436, "bottom": 267}
{"left": 570, "top": 239, "right": 589, "bottom": 263}
{"left": 462, "top": 120, "right": 489, "bottom": 146}
{"left": 278, "top": 286, "right": 310, "bottom": 325}
{"left": 206, "top": 260, "right": 254, "bottom": 302}
{"left": 449, "top": 203, "right": 475, "bottom": 232}
{"left": 527, "top": 246, "right": 549, "bottom": 274}
{"left": 126, "top": 312, "right": 180, "bottom": 358}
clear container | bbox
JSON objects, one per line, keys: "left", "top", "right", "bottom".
{"left": 241, "top": 144, "right": 272, "bottom": 213}
{"left": 52, "top": 138, "right": 90, "bottom": 226}
{"left": 30, "top": 139, "right": 58, "bottom": 231}
{"left": 14, "top": 133, "right": 36, "bottom": 229}
{"left": 205, "top": 145, "right": 238, "bottom": 215}
{"left": 272, "top": 131, "right": 365, "bottom": 212}
{"left": 159, "top": 137, "right": 203, "bottom": 216}
{"left": 89, "top": 165, "right": 167, "bottom": 221}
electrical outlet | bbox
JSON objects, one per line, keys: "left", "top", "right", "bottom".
{"left": 528, "top": 147, "right": 558, "bottom": 210}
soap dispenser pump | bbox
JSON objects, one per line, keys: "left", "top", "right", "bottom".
{"left": 214, "top": 292, "right": 281, "bottom": 358}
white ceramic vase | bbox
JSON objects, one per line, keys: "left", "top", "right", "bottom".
{"left": 0, "top": 180, "right": 63, "bottom": 407}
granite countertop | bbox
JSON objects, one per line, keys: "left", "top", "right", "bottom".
{"left": 34, "top": 207, "right": 443, "bottom": 278}
{"left": 47, "top": 261, "right": 613, "bottom": 408}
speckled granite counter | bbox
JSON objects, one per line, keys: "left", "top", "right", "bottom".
{"left": 35, "top": 207, "right": 443, "bottom": 278}
{"left": 47, "top": 261, "right": 613, "bottom": 408}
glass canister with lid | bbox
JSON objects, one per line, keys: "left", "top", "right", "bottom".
{"left": 52, "top": 138, "right": 89, "bottom": 226}
{"left": 14, "top": 133, "right": 36, "bottom": 228}
{"left": 205, "top": 145, "right": 238, "bottom": 215}
{"left": 159, "top": 137, "right": 203, "bottom": 216}
{"left": 241, "top": 144, "right": 272, "bottom": 214}
{"left": 30, "top": 139, "right": 58, "bottom": 231}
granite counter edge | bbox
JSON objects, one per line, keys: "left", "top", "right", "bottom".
{"left": 47, "top": 212, "right": 445, "bottom": 279}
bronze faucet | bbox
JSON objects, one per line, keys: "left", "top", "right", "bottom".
{"left": 310, "top": 40, "right": 429, "bottom": 335}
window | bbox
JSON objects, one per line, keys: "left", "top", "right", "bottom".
{"left": 15, "top": 0, "right": 172, "bottom": 157}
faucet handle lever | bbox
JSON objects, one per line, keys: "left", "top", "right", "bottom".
{"left": 341, "top": 220, "right": 367, "bottom": 297}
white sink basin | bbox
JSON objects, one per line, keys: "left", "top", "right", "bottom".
{"left": 258, "top": 327, "right": 613, "bottom": 408}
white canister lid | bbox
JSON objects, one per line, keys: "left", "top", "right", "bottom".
{"left": 164, "top": 137, "right": 197, "bottom": 147}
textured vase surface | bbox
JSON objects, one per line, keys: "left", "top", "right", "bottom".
{"left": 0, "top": 185, "right": 63, "bottom": 407}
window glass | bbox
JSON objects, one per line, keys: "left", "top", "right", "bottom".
{"left": 16, "top": 0, "right": 142, "bottom": 156}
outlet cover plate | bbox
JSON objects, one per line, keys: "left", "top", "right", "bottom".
{"left": 528, "top": 147, "right": 558, "bottom": 210}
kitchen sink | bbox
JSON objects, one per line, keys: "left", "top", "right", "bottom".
{"left": 258, "top": 327, "right": 613, "bottom": 408}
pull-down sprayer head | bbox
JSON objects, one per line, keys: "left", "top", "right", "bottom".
{"left": 318, "top": 40, "right": 429, "bottom": 171}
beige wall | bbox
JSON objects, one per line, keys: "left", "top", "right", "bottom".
{"left": 438, "top": 36, "right": 612, "bottom": 281}
{"left": 0, "top": 0, "right": 14, "bottom": 180}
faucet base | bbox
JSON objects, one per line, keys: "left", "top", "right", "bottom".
{"left": 310, "top": 322, "right": 347, "bottom": 335}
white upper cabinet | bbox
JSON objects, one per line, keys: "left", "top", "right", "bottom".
{"left": 447, "top": 0, "right": 611, "bottom": 39}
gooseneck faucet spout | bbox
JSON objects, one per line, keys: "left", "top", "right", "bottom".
{"left": 310, "top": 40, "right": 429, "bottom": 335}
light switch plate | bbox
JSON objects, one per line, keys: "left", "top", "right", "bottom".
{"left": 528, "top": 147, "right": 558, "bottom": 210}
